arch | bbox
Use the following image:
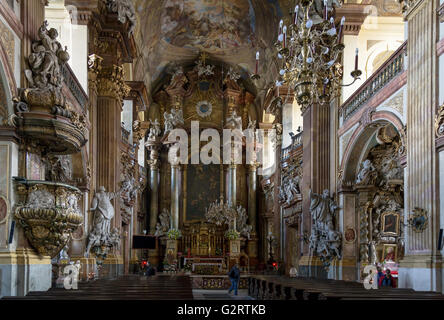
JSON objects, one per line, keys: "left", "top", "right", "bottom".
{"left": 340, "top": 110, "right": 404, "bottom": 182}
{"left": 364, "top": 40, "right": 402, "bottom": 77}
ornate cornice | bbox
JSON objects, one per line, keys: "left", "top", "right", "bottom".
{"left": 336, "top": 4, "right": 369, "bottom": 36}
{"left": 97, "top": 64, "right": 130, "bottom": 103}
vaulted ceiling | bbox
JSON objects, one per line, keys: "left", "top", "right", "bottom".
{"left": 130, "top": 0, "right": 402, "bottom": 96}
{"left": 132, "top": 0, "right": 286, "bottom": 93}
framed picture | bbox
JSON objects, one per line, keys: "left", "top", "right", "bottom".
{"left": 381, "top": 211, "right": 400, "bottom": 236}
{"left": 382, "top": 244, "right": 398, "bottom": 262}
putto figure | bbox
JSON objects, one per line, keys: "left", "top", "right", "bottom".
{"left": 25, "top": 20, "right": 70, "bottom": 89}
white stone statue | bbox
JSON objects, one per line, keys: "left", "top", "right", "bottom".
{"left": 279, "top": 174, "right": 301, "bottom": 205}
{"left": 236, "top": 205, "right": 252, "bottom": 240}
{"left": 25, "top": 20, "right": 69, "bottom": 90}
{"left": 310, "top": 189, "right": 338, "bottom": 232}
{"left": 148, "top": 118, "right": 162, "bottom": 140}
{"left": 85, "top": 186, "right": 120, "bottom": 257}
{"left": 226, "top": 111, "right": 242, "bottom": 130}
{"left": 356, "top": 159, "right": 377, "bottom": 185}
{"left": 155, "top": 208, "right": 171, "bottom": 237}
{"left": 106, "top": 0, "right": 137, "bottom": 35}
{"left": 164, "top": 108, "right": 184, "bottom": 133}
{"left": 309, "top": 189, "right": 342, "bottom": 268}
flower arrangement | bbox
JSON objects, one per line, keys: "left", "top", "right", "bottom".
{"left": 225, "top": 229, "right": 240, "bottom": 240}
{"left": 167, "top": 228, "right": 182, "bottom": 240}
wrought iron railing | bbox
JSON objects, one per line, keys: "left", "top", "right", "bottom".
{"left": 281, "top": 131, "right": 303, "bottom": 161}
{"left": 340, "top": 41, "right": 407, "bottom": 122}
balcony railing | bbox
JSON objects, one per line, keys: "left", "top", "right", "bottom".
{"left": 61, "top": 63, "right": 88, "bottom": 111}
{"left": 121, "top": 126, "right": 130, "bottom": 143}
{"left": 340, "top": 41, "right": 407, "bottom": 122}
{"left": 281, "top": 131, "right": 303, "bottom": 161}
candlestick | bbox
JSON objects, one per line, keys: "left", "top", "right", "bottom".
{"left": 255, "top": 51, "right": 259, "bottom": 74}
{"left": 324, "top": 0, "right": 328, "bottom": 20}
{"left": 294, "top": 5, "right": 299, "bottom": 24}
{"left": 355, "top": 48, "right": 359, "bottom": 71}
{"left": 283, "top": 26, "right": 287, "bottom": 48}
{"left": 337, "top": 16, "right": 345, "bottom": 43}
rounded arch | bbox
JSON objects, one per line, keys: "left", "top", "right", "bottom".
{"left": 364, "top": 41, "right": 403, "bottom": 77}
{"left": 341, "top": 110, "right": 404, "bottom": 183}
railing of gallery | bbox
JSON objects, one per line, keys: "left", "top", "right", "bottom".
{"left": 61, "top": 63, "right": 88, "bottom": 111}
{"left": 281, "top": 131, "right": 303, "bottom": 161}
{"left": 340, "top": 41, "right": 407, "bottom": 122}
{"left": 121, "top": 126, "right": 130, "bottom": 142}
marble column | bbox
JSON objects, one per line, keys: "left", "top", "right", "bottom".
{"left": 146, "top": 143, "right": 160, "bottom": 234}
{"left": 227, "top": 164, "right": 237, "bottom": 206}
{"left": 248, "top": 164, "right": 258, "bottom": 231}
{"left": 170, "top": 163, "right": 180, "bottom": 230}
{"left": 300, "top": 102, "right": 331, "bottom": 276}
{"left": 247, "top": 163, "right": 259, "bottom": 263}
{"left": 96, "top": 65, "right": 130, "bottom": 231}
{"left": 398, "top": 0, "right": 441, "bottom": 292}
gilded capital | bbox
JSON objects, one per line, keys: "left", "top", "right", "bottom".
{"left": 97, "top": 64, "right": 131, "bottom": 103}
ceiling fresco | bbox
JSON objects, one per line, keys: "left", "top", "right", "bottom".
{"left": 133, "top": 0, "right": 284, "bottom": 92}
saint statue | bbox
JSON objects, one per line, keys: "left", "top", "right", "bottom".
{"left": 85, "top": 186, "right": 120, "bottom": 257}
{"left": 309, "top": 189, "right": 338, "bottom": 231}
{"left": 308, "top": 189, "right": 342, "bottom": 267}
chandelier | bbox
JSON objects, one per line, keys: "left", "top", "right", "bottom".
{"left": 205, "top": 196, "right": 237, "bottom": 229}
{"left": 205, "top": 196, "right": 252, "bottom": 239}
{"left": 274, "top": 0, "right": 361, "bottom": 109}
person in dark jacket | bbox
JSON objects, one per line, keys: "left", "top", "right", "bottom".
{"left": 146, "top": 262, "right": 155, "bottom": 276}
{"left": 228, "top": 263, "right": 241, "bottom": 295}
{"left": 381, "top": 269, "right": 395, "bottom": 288}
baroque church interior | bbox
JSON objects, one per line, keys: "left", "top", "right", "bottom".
{"left": 0, "top": 0, "right": 444, "bottom": 302}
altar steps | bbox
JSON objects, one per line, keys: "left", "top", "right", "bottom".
{"left": 2, "top": 275, "right": 194, "bottom": 300}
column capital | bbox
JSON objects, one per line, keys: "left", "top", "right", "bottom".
{"left": 97, "top": 64, "right": 130, "bottom": 103}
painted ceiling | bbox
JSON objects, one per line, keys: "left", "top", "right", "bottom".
{"left": 132, "top": 0, "right": 284, "bottom": 91}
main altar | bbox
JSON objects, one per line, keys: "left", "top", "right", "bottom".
{"left": 143, "top": 55, "right": 262, "bottom": 280}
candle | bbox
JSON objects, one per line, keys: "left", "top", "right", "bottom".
{"left": 355, "top": 48, "right": 359, "bottom": 71}
{"left": 283, "top": 26, "right": 287, "bottom": 48}
{"left": 294, "top": 5, "right": 299, "bottom": 24}
{"left": 324, "top": 0, "right": 328, "bottom": 20}
{"left": 255, "top": 51, "right": 259, "bottom": 74}
{"left": 337, "top": 16, "right": 345, "bottom": 43}
{"left": 279, "top": 19, "right": 283, "bottom": 35}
